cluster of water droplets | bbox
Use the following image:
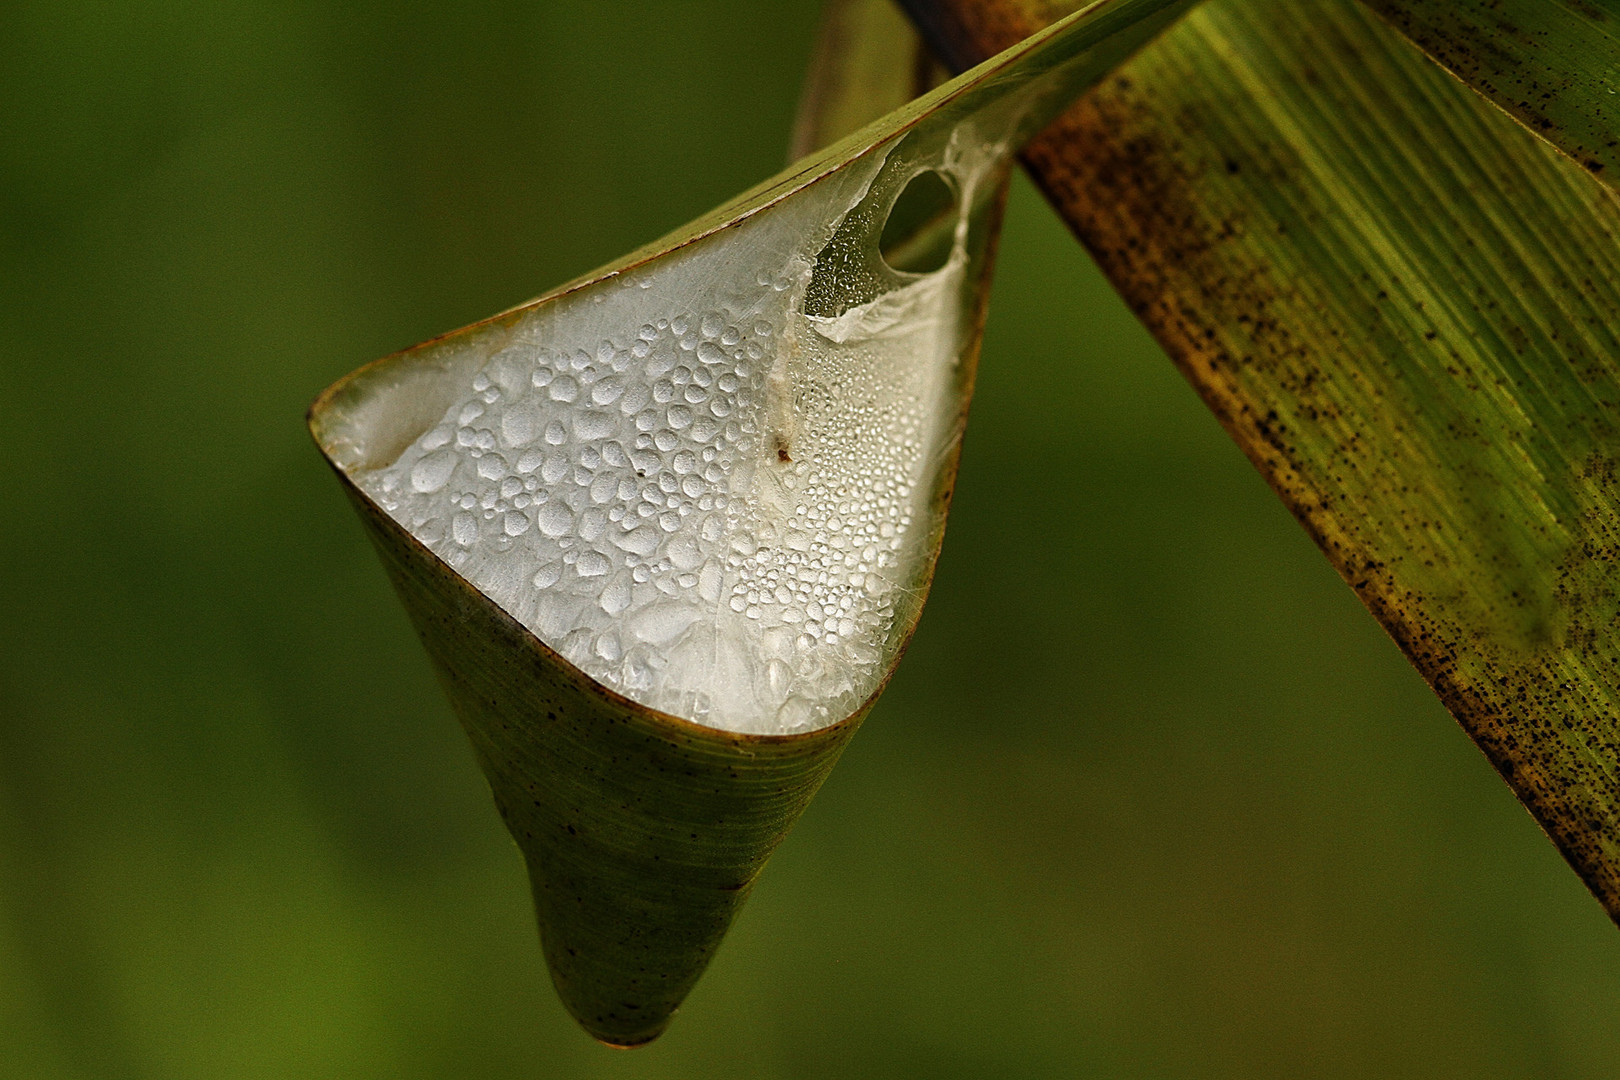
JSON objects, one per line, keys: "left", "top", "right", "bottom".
{"left": 359, "top": 264, "right": 950, "bottom": 734}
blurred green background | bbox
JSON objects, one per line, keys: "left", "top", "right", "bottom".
{"left": 3, "top": 2, "right": 1618, "bottom": 1077}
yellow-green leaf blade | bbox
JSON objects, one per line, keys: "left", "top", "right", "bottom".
{"left": 905, "top": 0, "right": 1620, "bottom": 916}
{"left": 1362, "top": 0, "right": 1620, "bottom": 185}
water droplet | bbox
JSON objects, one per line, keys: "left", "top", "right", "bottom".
{"left": 576, "top": 551, "right": 610, "bottom": 577}
{"left": 549, "top": 376, "right": 579, "bottom": 403}
{"left": 631, "top": 602, "right": 699, "bottom": 645}
{"left": 575, "top": 411, "right": 616, "bottom": 440}
{"left": 579, "top": 506, "right": 607, "bottom": 542}
{"left": 698, "top": 559, "right": 723, "bottom": 602}
{"left": 452, "top": 511, "right": 479, "bottom": 547}
{"left": 536, "top": 502, "right": 574, "bottom": 538}
{"left": 502, "top": 408, "right": 537, "bottom": 445}
{"left": 411, "top": 451, "right": 456, "bottom": 493}
{"left": 667, "top": 534, "right": 702, "bottom": 571}
{"left": 611, "top": 526, "right": 660, "bottom": 557}
{"left": 600, "top": 578, "right": 632, "bottom": 615}
{"left": 621, "top": 383, "right": 651, "bottom": 414}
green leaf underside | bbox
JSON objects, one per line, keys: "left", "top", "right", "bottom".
{"left": 311, "top": 0, "right": 1198, "bottom": 1046}
{"left": 1362, "top": 0, "right": 1620, "bottom": 188}
{"left": 336, "top": 479, "right": 870, "bottom": 1045}
{"left": 904, "top": 0, "right": 1620, "bottom": 918}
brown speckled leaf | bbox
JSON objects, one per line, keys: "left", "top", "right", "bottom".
{"left": 1361, "top": 0, "right": 1620, "bottom": 187}
{"left": 902, "top": 0, "right": 1620, "bottom": 917}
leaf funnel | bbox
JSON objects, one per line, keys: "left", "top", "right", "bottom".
{"left": 308, "top": 0, "right": 1193, "bottom": 1047}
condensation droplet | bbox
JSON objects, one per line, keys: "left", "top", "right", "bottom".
{"left": 411, "top": 451, "right": 456, "bottom": 493}
{"left": 536, "top": 502, "right": 574, "bottom": 538}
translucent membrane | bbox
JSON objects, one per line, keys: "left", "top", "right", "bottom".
{"left": 319, "top": 0, "right": 1198, "bottom": 737}
{"left": 356, "top": 127, "right": 1004, "bottom": 734}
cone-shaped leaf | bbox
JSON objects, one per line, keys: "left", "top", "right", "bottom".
{"left": 903, "top": 0, "right": 1620, "bottom": 918}
{"left": 310, "top": 0, "right": 1195, "bottom": 1046}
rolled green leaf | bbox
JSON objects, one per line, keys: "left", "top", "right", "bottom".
{"left": 309, "top": 0, "right": 1195, "bottom": 1046}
